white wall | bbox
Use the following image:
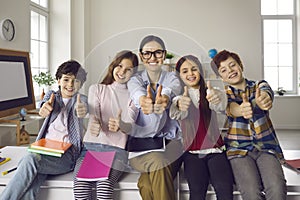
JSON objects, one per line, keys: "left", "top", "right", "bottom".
{"left": 0, "top": 0, "right": 299, "bottom": 129}
{"left": 0, "top": 0, "right": 30, "bottom": 52}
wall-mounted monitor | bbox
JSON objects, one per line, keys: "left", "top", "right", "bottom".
{"left": 0, "top": 48, "right": 35, "bottom": 118}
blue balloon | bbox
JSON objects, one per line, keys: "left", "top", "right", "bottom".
{"left": 208, "top": 49, "right": 217, "bottom": 59}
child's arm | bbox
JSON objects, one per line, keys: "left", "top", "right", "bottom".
{"left": 255, "top": 86, "right": 273, "bottom": 111}
{"left": 75, "top": 94, "right": 88, "bottom": 118}
{"left": 169, "top": 86, "right": 190, "bottom": 120}
{"left": 227, "top": 93, "right": 253, "bottom": 119}
{"left": 206, "top": 81, "right": 227, "bottom": 112}
{"left": 39, "top": 93, "right": 55, "bottom": 118}
{"left": 108, "top": 110, "right": 132, "bottom": 134}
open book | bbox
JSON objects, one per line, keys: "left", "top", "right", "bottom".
{"left": 76, "top": 151, "right": 116, "bottom": 181}
{"left": 28, "top": 138, "right": 72, "bottom": 157}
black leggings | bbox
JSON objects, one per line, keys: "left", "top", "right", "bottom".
{"left": 183, "top": 152, "right": 234, "bottom": 200}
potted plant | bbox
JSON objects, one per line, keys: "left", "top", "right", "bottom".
{"left": 165, "top": 52, "right": 174, "bottom": 64}
{"left": 33, "top": 71, "right": 55, "bottom": 100}
{"left": 276, "top": 87, "right": 286, "bottom": 96}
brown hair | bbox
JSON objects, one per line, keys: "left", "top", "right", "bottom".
{"left": 211, "top": 50, "right": 243, "bottom": 76}
{"left": 101, "top": 50, "right": 139, "bottom": 85}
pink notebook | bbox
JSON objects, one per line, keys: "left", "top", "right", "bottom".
{"left": 76, "top": 151, "right": 116, "bottom": 181}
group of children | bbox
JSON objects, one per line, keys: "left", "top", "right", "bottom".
{"left": 0, "top": 35, "right": 287, "bottom": 200}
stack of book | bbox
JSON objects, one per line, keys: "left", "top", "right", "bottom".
{"left": 28, "top": 138, "right": 72, "bottom": 157}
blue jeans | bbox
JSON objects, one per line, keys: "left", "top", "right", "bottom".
{"left": 0, "top": 149, "right": 76, "bottom": 200}
{"left": 230, "top": 150, "right": 287, "bottom": 200}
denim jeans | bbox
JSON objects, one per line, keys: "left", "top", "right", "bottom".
{"left": 0, "top": 149, "right": 76, "bottom": 200}
{"left": 230, "top": 150, "right": 287, "bottom": 200}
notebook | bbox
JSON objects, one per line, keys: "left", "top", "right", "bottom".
{"left": 27, "top": 147, "right": 62, "bottom": 157}
{"left": 283, "top": 159, "right": 300, "bottom": 174}
{"left": 76, "top": 151, "right": 116, "bottom": 181}
{"left": 30, "top": 138, "right": 72, "bottom": 154}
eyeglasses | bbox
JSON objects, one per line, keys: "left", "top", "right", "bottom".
{"left": 140, "top": 50, "right": 165, "bottom": 60}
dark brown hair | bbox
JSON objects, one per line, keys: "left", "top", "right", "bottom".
{"left": 55, "top": 60, "right": 87, "bottom": 86}
{"left": 139, "top": 35, "right": 166, "bottom": 52}
{"left": 175, "top": 55, "right": 211, "bottom": 130}
{"left": 101, "top": 50, "right": 138, "bottom": 85}
{"left": 211, "top": 49, "right": 243, "bottom": 76}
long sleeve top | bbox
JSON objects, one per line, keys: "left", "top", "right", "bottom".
{"left": 225, "top": 79, "right": 284, "bottom": 160}
{"left": 127, "top": 70, "right": 182, "bottom": 140}
{"left": 83, "top": 82, "right": 137, "bottom": 149}
{"left": 170, "top": 87, "right": 226, "bottom": 153}
{"left": 37, "top": 90, "right": 88, "bottom": 158}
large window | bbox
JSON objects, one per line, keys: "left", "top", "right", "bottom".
{"left": 30, "top": 0, "right": 49, "bottom": 100}
{"left": 261, "top": 0, "right": 297, "bottom": 94}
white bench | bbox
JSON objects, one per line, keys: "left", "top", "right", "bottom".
{"left": 0, "top": 146, "right": 300, "bottom": 200}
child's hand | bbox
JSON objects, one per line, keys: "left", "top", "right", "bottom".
{"left": 240, "top": 93, "right": 253, "bottom": 119}
{"left": 75, "top": 94, "right": 87, "bottom": 118}
{"left": 255, "top": 87, "right": 272, "bottom": 110}
{"left": 154, "top": 85, "right": 169, "bottom": 114}
{"left": 108, "top": 110, "right": 122, "bottom": 132}
{"left": 39, "top": 93, "right": 55, "bottom": 118}
{"left": 139, "top": 84, "right": 154, "bottom": 114}
{"left": 206, "top": 81, "right": 222, "bottom": 105}
{"left": 89, "top": 115, "right": 102, "bottom": 136}
{"left": 178, "top": 86, "right": 191, "bottom": 112}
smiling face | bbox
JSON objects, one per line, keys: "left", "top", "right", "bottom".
{"left": 179, "top": 60, "right": 201, "bottom": 89}
{"left": 218, "top": 56, "right": 245, "bottom": 88}
{"left": 139, "top": 41, "right": 165, "bottom": 73}
{"left": 113, "top": 58, "right": 134, "bottom": 84}
{"left": 58, "top": 74, "right": 81, "bottom": 98}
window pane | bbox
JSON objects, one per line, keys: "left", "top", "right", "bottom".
{"left": 264, "top": 44, "right": 278, "bottom": 66}
{"left": 263, "top": 20, "right": 277, "bottom": 43}
{"left": 31, "top": 40, "right": 39, "bottom": 68}
{"left": 278, "top": 44, "right": 293, "bottom": 66}
{"left": 278, "top": 20, "right": 292, "bottom": 43}
{"left": 31, "top": 0, "right": 39, "bottom": 4}
{"left": 31, "top": 11, "right": 39, "bottom": 40}
{"left": 264, "top": 66, "right": 279, "bottom": 90}
{"left": 261, "top": 0, "right": 277, "bottom": 15}
{"left": 39, "top": 15, "right": 47, "bottom": 42}
{"left": 261, "top": 0, "right": 294, "bottom": 15}
{"left": 279, "top": 67, "right": 293, "bottom": 90}
{"left": 39, "top": 0, "right": 48, "bottom": 8}
{"left": 278, "top": 0, "right": 294, "bottom": 15}
{"left": 40, "top": 42, "right": 48, "bottom": 69}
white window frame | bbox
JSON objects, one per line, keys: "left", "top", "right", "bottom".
{"left": 30, "top": 1, "right": 49, "bottom": 101}
{"left": 261, "top": 0, "right": 298, "bottom": 94}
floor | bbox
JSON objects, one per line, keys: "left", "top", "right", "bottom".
{"left": 276, "top": 129, "right": 300, "bottom": 150}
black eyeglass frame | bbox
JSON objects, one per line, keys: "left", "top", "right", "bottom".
{"left": 140, "top": 49, "right": 166, "bottom": 60}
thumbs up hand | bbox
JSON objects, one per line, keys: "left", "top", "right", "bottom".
{"left": 109, "top": 110, "right": 122, "bottom": 132}
{"left": 75, "top": 94, "right": 87, "bottom": 118}
{"left": 240, "top": 93, "right": 253, "bottom": 119}
{"left": 139, "top": 84, "right": 154, "bottom": 114}
{"left": 255, "top": 87, "right": 272, "bottom": 110}
{"left": 178, "top": 86, "right": 191, "bottom": 112}
{"left": 154, "top": 85, "right": 169, "bottom": 114}
{"left": 108, "top": 110, "right": 132, "bottom": 133}
{"left": 89, "top": 115, "right": 102, "bottom": 137}
{"left": 39, "top": 93, "right": 55, "bottom": 118}
{"left": 206, "top": 81, "right": 222, "bottom": 105}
